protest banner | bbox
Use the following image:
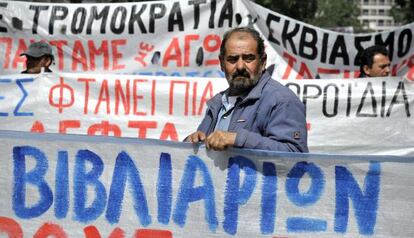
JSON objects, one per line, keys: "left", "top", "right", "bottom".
{"left": 246, "top": 1, "right": 414, "bottom": 80}
{"left": 0, "top": 0, "right": 232, "bottom": 77}
{"left": 0, "top": 73, "right": 413, "bottom": 156}
{"left": 0, "top": 0, "right": 413, "bottom": 79}
{"left": 0, "top": 130, "right": 413, "bottom": 237}
{"left": 0, "top": 73, "right": 226, "bottom": 142}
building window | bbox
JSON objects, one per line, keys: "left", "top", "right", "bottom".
{"left": 363, "top": 9, "right": 369, "bottom": 15}
{"left": 379, "top": 9, "right": 385, "bottom": 15}
{"left": 363, "top": 0, "right": 369, "bottom": 4}
{"left": 378, "top": 20, "right": 384, "bottom": 26}
{"left": 379, "top": 0, "right": 385, "bottom": 5}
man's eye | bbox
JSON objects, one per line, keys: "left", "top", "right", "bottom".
{"left": 227, "top": 57, "right": 238, "bottom": 63}
{"left": 242, "top": 55, "right": 256, "bottom": 62}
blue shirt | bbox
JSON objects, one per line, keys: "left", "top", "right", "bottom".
{"left": 214, "top": 94, "right": 239, "bottom": 131}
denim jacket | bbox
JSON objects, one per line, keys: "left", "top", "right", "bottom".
{"left": 197, "top": 71, "right": 308, "bottom": 152}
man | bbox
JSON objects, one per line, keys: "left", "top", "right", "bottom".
{"left": 359, "top": 45, "right": 391, "bottom": 78}
{"left": 20, "top": 41, "right": 54, "bottom": 74}
{"left": 186, "top": 27, "right": 308, "bottom": 152}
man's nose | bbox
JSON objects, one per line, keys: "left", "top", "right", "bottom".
{"left": 384, "top": 66, "right": 390, "bottom": 74}
{"left": 236, "top": 58, "right": 246, "bottom": 70}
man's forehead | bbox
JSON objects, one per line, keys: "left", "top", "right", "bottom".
{"left": 373, "top": 53, "right": 390, "bottom": 62}
{"left": 225, "top": 33, "right": 258, "bottom": 52}
{"left": 228, "top": 31, "right": 254, "bottom": 40}
{"left": 224, "top": 49, "right": 258, "bottom": 58}
{"left": 225, "top": 52, "right": 257, "bottom": 57}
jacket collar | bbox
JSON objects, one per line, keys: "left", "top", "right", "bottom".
{"left": 206, "top": 70, "right": 271, "bottom": 111}
{"left": 239, "top": 70, "right": 270, "bottom": 105}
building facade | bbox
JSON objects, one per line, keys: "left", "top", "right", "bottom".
{"left": 358, "top": 0, "right": 400, "bottom": 31}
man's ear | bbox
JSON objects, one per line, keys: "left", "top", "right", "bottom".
{"left": 219, "top": 55, "right": 224, "bottom": 71}
{"left": 363, "top": 65, "right": 371, "bottom": 76}
{"left": 42, "top": 57, "right": 52, "bottom": 67}
{"left": 261, "top": 53, "right": 267, "bottom": 71}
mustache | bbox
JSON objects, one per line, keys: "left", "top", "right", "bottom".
{"left": 231, "top": 70, "right": 250, "bottom": 79}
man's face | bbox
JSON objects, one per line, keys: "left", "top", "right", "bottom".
{"left": 25, "top": 56, "right": 51, "bottom": 73}
{"left": 364, "top": 53, "right": 391, "bottom": 77}
{"left": 220, "top": 32, "right": 266, "bottom": 96}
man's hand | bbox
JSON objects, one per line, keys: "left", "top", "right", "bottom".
{"left": 185, "top": 131, "right": 207, "bottom": 143}
{"left": 205, "top": 130, "right": 236, "bottom": 151}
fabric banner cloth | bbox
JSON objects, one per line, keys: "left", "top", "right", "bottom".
{"left": 0, "top": 0, "right": 413, "bottom": 79}
{"left": 0, "top": 130, "right": 413, "bottom": 237}
{"left": 0, "top": 73, "right": 413, "bottom": 156}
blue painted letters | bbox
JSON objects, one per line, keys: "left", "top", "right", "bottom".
{"left": 105, "top": 151, "right": 151, "bottom": 226}
{"left": 14, "top": 78, "right": 34, "bottom": 116}
{"left": 286, "top": 161, "right": 326, "bottom": 232}
{"left": 261, "top": 162, "right": 277, "bottom": 234}
{"left": 173, "top": 155, "right": 218, "bottom": 232}
{"left": 13, "top": 146, "right": 53, "bottom": 218}
{"left": 223, "top": 156, "right": 257, "bottom": 235}
{"left": 335, "top": 162, "right": 381, "bottom": 235}
{"left": 55, "top": 151, "right": 69, "bottom": 219}
{"left": 74, "top": 149, "right": 107, "bottom": 222}
{"left": 157, "top": 152, "right": 172, "bottom": 224}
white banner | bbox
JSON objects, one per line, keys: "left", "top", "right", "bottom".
{"left": 0, "top": 0, "right": 413, "bottom": 79}
{"left": 246, "top": 1, "right": 414, "bottom": 79}
{"left": 0, "top": 73, "right": 413, "bottom": 156}
{"left": 0, "top": 73, "right": 226, "bottom": 141}
{"left": 0, "top": 0, "right": 233, "bottom": 77}
{"left": 0, "top": 130, "right": 413, "bottom": 237}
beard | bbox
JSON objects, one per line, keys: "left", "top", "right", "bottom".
{"left": 227, "top": 69, "right": 261, "bottom": 96}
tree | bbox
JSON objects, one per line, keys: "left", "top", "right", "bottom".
{"left": 255, "top": 0, "right": 365, "bottom": 32}
{"left": 309, "top": 0, "right": 363, "bottom": 32}
{"left": 391, "top": 0, "right": 414, "bottom": 25}
{"left": 254, "top": 0, "right": 318, "bottom": 23}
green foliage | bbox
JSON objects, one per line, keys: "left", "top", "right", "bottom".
{"left": 391, "top": 0, "right": 414, "bottom": 24}
{"left": 309, "top": 0, "right": 363, "bottom": 31}
{"left": 255, "top": 0, "right": 318, "bottom": 22}
{"left": 255, "top": 0, "right": 364, "bottom": 32}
